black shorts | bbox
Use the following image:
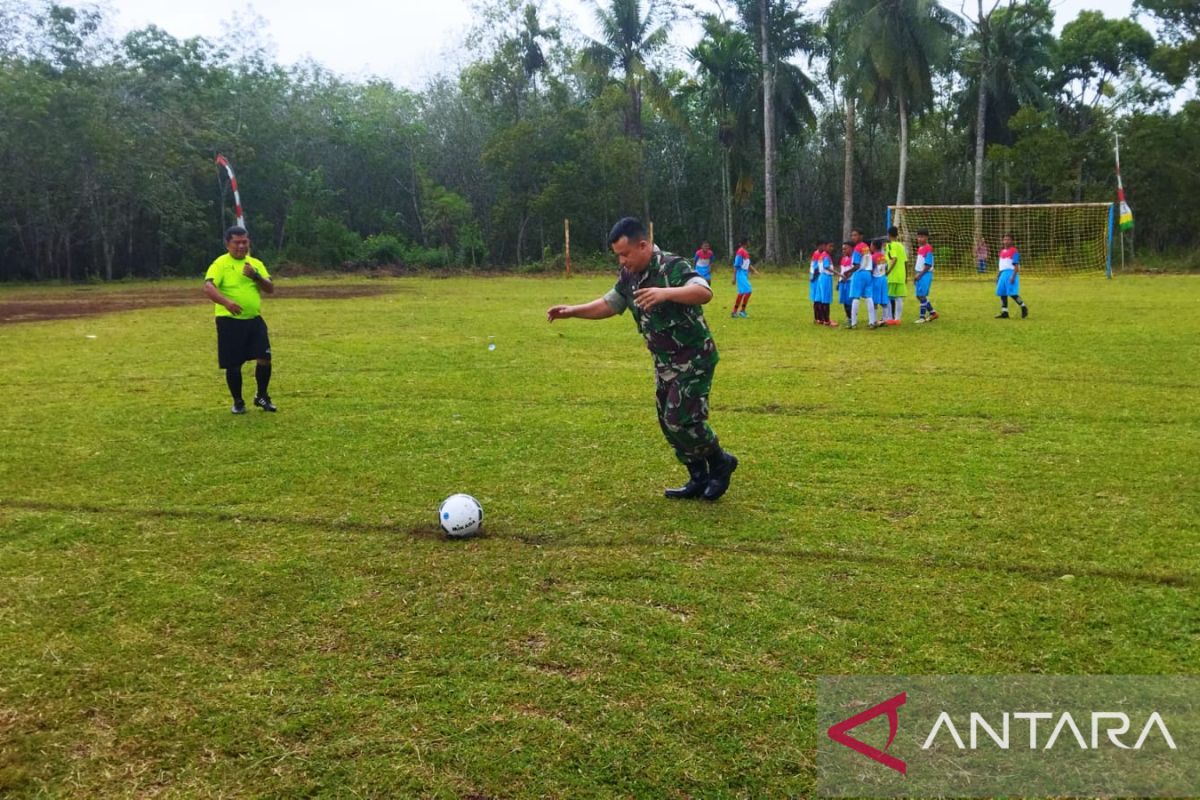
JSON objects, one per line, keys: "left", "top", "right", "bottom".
{"left": 216, "top": 316, "right": 271, "bottom": 369}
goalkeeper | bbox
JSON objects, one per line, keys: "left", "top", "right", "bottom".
{"left": 884, "top": 226, "right": 908, "bottom": 324}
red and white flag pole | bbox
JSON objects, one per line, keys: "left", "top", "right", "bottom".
{"left": 215, "top": 154, "right": 246, "bottom": 230}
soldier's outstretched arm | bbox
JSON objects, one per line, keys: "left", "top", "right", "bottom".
{"left": 633, "top": 283, "right": 712, "bottom": 312}
{"left": 547, "top": 297, "right": 617, "bottom": 322}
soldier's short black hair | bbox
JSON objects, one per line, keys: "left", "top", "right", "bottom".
{"left": 738, "top": 235, "right": 749, "bottom": 245}
{"left": 916, "top": 228, "right": 930, "bottom": 237}
{"left": 608, "top": 217, "right": 647, "bottom": 245}
{"left": 843, "top": 240, "right": 853, "bottom": 247}
{"left": 851, "top": 228, "right": 863, "bottom": 236}
{"left": 888, "top": 226, "right": 899, "bottom": 238}
{"left": 224, "top": 225, "right": 248, "bottom": 242}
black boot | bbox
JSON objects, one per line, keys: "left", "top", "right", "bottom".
{"left": 664, "top": 460, "right": 709, "bottom": 499}
{"left": 703, "top": 450, "right": 739, "bottom": 501}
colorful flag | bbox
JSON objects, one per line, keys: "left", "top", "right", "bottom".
{"left": 1114, "top": 137, "right": 1133, "bottom": 231}
{"left": 1117, "top": 189, "right": 1133, "bottom": 231}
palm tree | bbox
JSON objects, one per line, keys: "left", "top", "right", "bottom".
{"left": 825, "top": 0, "right": 880, "bottom": 240}
{"left": 735, "top": 0, "right": 822, "bottom": 262}
{"left": 965, "top": 0, "right": 1053, "bottom": 210}
{"left": 839, "top": 0, "right": 962, "bottom": 209}
{"left": 583, "top": 0, "right": 672, "bottom": 219}
{"left": 690, "top": 16, "right": 758, "bottom": 256}
{"left": 583, "top": 0, "right": 671, "bottom": 141}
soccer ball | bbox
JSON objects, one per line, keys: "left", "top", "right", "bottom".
{"left": 439, "top": 493, "right": 483, "bottom": 538}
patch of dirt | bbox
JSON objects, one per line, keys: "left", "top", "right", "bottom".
{"left": 0, "top": 283, "right": 398, "bottom": 325}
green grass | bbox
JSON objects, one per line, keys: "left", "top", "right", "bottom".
{"left": 1, "top": 273, "right": 1197, "bottom": 797}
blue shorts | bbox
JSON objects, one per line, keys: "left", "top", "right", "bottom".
{"left": 850, "top": 269, "right": 873, "bottom": 299}
{"left": 915, "top": 271, "right": 933, "bottom": 297}
{"left": 816, "top": 273, "right": 834, "bottom": 304}
{"left": 873, "top": 275, "right": 889, "bottom": 306}
{"left": 838, "top": 279, "right": 851, "bottom": 305}
{"left": 996, "top": 271, "right": 1020, "bottom": 297}
{"left": 808, "top": 276, "right": 820, "bottom": 302}
{"left": 696, "top": 265, "right": 711, "bottom": 282}
{"left": 736, "top": 271, "right": 753, "bottom": 294}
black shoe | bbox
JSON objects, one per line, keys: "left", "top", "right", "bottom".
{"left": 664, "top": 460, "right": 709, "bottom": 500}
{"left": 995, "top": 311, "right": 1009, "bottom": 319}
{"left": 253, "top": 395, "right": 277, "bottom": 412}
{"left": 703, "top": 450, "right": 739, "bottom": 501}
{"left": 231, "top": 400, "right": 246, "bottom": 415}
{"left": 1021, "top": 304, "right": 1029, "bottom": 318}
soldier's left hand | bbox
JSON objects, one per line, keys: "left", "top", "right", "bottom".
{"left": 633, "top": 287, "right": 669, "bottom": 312}
{"left": 242, "top": 263, "right": 257, "bottom": 278}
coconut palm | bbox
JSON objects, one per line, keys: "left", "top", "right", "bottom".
{"left": 964, "top": 0, "right": 1054, "bottom": 210}
{"left": 838, "top": 0, "right": 963, "bottom": 208}
{"left": 734, "top": 0, "right": 823, "bottom": 262}
{"left": 825, "top": 0, "right": 881, "bottom": 239}
{"left": 582, "top": 0, "right": 672, "bottom": 141}
{"left": 690, "top": 16, "right": 758, "bottom": 255}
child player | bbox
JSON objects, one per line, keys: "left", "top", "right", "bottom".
{"left": 871, "top": 239, "right": 891, "bottom": 328}
{"left": 730, "top": 237, "right": 758, "bottom": 318}
{"left": 816, "top": 242, "right": 839, "bottom": 327}
{"left": 838, "top": 251, "right": 853, "bottom": 323}
{"left": 995, "top": 233, "right": 1029, "bottom": 319}
{"left": 975, "top": 236, "right": 989, "bottom": 273}
{"left": 884, "top": 225, "right": 908, "bottom": 325}
{"left": 848, "top": 238, "right": 875, "bottom": 330}
{"left": 694, "top": 240, "right": 714, "bottom": 283}
{"left": 913, "top": 228, "right": 938, "bottom": 323}
{"left": 809, "top": 240, "right": 823, "bottom": 324}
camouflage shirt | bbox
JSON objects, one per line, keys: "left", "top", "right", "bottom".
{"left": 603, "top": 247, "right": 718, "bottom": 372}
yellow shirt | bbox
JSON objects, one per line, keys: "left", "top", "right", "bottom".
{"left": 884, "top": 241, "right": 907, "bottom": 284}
{"left": 204, "top": 254, "right": 270, "bottom": 319}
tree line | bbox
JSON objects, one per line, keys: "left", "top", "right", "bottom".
{"left": 0, "top": 0, "right": 1197, "bottom": 281}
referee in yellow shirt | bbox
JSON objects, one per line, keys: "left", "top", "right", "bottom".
{"left": 203, "top": 226, "right": 277, "bottom": 414}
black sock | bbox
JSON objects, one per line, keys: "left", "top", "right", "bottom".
{"left": 813, "top": 302, "right": 820, "bottom": 321}
{"left": 255, "top": 363, "right": 271, "bottom": 398}
{"left": 1013, "top": 295, "right": 1024, "bottom": 307}
{"left": 843, "top": 303, "right": 852, "bottom": 319}
{"left": 225, "top": 368, "right": 243, "bottom": 403}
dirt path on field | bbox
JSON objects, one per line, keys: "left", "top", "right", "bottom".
{"left": 0, "top": 283, "right": 399, "bottom": 325}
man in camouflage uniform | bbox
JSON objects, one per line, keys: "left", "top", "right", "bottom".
{"left": 547, "top": 217, "right": 738, "bottom": 500}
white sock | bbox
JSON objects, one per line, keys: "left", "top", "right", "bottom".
{"left": 851, "top": 299, "right": 860, "bottom": 327}
{"left": 881, "top": 303, "right": 892, "bottom": 322}
{"left": 893, "top": 298, "right": 903, "bottom": 320}
{"left": 867, "top": 299, "right": 877, "bottom": 326}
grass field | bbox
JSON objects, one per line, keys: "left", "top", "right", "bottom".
{"left": 1, "top": 273, "right": 1198, "bottom": 797}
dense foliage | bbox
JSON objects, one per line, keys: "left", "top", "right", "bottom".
{"left": 0, "top": 0, "right": 1195, "bottom": 280}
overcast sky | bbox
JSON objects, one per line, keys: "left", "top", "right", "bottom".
{"left": 102, "top": 0, "right": 1140, "bottom": 89}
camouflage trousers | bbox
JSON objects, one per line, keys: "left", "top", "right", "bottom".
{"left": 655, "top": 359, "right": 721, "bottom": 465}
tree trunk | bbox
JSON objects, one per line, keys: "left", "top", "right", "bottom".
{"left": 842, "top": 93, "right": 855, "bottom": 242}
{"left": 974, "top": 61, "right": 988, "bottom": 241}
{"left": 760, "top": 0, "right": 779, "bottom": 263}
{"left": 516, "top": 213, "right": 529, "bottom": 264}
{"left": 896, "top": 93, "right": 909, "bottom": 214}
{"left": 722, "top": 146, "right": 733, "bottom": 257}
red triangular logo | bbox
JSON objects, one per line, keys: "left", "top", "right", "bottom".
{"left": 827, "top": 691, "right": 907, "bottom": 775}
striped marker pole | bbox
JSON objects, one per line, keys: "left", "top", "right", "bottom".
{"left": 215, "top": 154, "right": 245, "bottom": 229}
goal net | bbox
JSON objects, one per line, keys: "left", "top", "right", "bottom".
{"left": 886, "top": 203, "right": 1115, "bottom": 277}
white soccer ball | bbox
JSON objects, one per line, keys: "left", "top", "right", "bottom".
{"left": 439, "top": 493, "right": 483, "bottom": 538}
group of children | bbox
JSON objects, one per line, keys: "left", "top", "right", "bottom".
{"left": 806, "top": 226, "right": 936, "bottom": 329}
{"left": 695, "top": 229, "right": 1029, "bottom": 325}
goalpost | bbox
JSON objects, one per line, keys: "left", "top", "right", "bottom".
{"left": 886, "top": 203, "right": 1117, "bottom": 278}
